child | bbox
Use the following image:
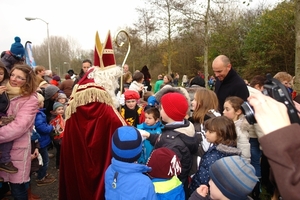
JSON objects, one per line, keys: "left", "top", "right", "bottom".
{"left": 189, "top": 116, "right": 241, "bottom": 195}
{"left": 146, "top": 147, "right": 184, "bottom": 199}
{"left": 0, "top": 61, "right": 18, "bottom": 174}
{"left": 189, "top": 87, "right": 221, "bottom": 176}
{"left": 142, "top": 92, "right": 198, "bottom": 197}
{"left": 50, "top": 102, "right": 65, "bottom": 171}
{"left": 189, "top": 156, "right": 258, "bottom": 200}
{"left": 137, "top": 107, "right": 163, "bottom": 164}
{"left": 105, "top": 126, "right": 157, "bottom": 200}
{"left": 120, "top": 90, "right": 145, "bottom": 127}
{"left": 35, "top": 93, "right": 56, "bottom": 186}
{"left": 56, "top": 93, "right": 68, "bottom": 111}
{"left": 223, "top": 96, "right": 251, "bottom": 162}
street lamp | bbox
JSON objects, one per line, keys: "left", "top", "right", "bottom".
{"left": 25, "top": 17, "right": 52, "bottom": 71}
{"left": 63, "top": 62, "right": 71, "bottom": 70}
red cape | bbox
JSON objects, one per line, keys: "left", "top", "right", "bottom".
{"left": 59, "top": 85, "right": 126, "bottom": 199}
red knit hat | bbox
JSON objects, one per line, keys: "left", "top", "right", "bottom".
{"left": 160, "top": 92, "right": 188, "bottom": 121}
{"left": 147, "top": 147, "right": 181, "bottom": 179}
{"left": 124, "top": 90, "right": 140, "bottom": 100}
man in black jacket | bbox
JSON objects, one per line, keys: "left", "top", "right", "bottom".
{"left": 212, "top": 55, "right": 249, "bottom": 112}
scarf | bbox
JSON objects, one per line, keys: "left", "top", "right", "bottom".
{"left": 120, "top": 105, "right": 142, "bottom": 127}
{"left": 6, "top": 81, "right": 21, "bottom": 99}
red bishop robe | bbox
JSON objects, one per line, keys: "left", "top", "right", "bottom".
{"left": 59, "top": 83, "right": 126, "bottom": 200}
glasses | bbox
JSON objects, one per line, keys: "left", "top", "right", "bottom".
{"left": 10, "top": 74, "right": 26, "bottom": 81}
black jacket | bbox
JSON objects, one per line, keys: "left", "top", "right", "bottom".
{"left": 214, "top": 68, "right": 249, "bottom": 112}
{"left": 148, "top": 119, "right": 198, "bottom": 181}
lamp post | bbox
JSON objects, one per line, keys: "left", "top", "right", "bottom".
{"left": 25, "top": 17, "right": 52, "bottom": 71}
{"left": 63, "top": 61, "right": 71, "bottom": 70}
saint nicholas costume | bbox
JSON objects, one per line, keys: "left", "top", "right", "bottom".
{"left": 59, "top": 31, "right": 127, "bottom": 200}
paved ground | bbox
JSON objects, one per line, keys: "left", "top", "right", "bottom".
{"left": 3, "top": 148, "right": 59, "bottom": 200}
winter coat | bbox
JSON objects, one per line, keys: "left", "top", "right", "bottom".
{"left": 58, "top": 79, "right": 74, "bottom": 98}
{"left": 215, "top": 68, "right": 249, "bottom": 112}
{"left": 137, "top": 121, "right": 163, "bottom": 164}
{"left": 0, "top": 93, "right": 38, "bottom": 183}
{"left": 235, "top": 115, "right": 251, "bottom": 162}
{"left": 148, "top": 119, "right": 198, "bottom": 182}
{"left": 105, "top": 158, "right": 157, "bottom": 200}
{"left": 259, "top": 123, "right": 300, "bottom": 200}
{"left": 35, "top": 108, "right": 54, "bottom": 148}
{"left": 189, "top": 144, "right": 241, "bottom": 194}
{"left": 152, "top": 176, "right": 185, "bottom": 200}
{"left": 0, "top": 51, "right": 20, "bottom": 72}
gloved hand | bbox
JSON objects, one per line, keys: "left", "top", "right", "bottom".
{"left": 116, "top": 91, "right": 125, "bottom": 106}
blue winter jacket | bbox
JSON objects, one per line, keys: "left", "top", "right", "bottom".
{"left": 152, "top": 176, "right": 185, "bottom": 200}
{"left": 35, "top": 108, "right": 54, "bottom": 148}
{"left": 137, "top": 121, "right": 163, "bottom": 164}
{"left": 105, "top": 158, "right": 157, "bottom": 200}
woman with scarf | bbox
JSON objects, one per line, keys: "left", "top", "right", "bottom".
{"left": 0, "top": 64, "right": 38, "bottom": 199}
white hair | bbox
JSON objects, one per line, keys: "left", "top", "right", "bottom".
{"left": 88, "top": 66, "right": 122, "bottom": 108}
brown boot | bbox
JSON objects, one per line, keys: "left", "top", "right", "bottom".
{"left": 28, "top": 187, "right": 41, "bottom": 200}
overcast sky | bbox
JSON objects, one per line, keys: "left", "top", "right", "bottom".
{"left": 0, "top": 0, "right": 144, "bottom": 51}
{"left": 0, "top": 0, "right": 282, "bottom": 52}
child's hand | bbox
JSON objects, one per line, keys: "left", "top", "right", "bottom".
{"left": 0, "top": 86, "right": 6, "bottom": 95}
{"left": 196, "top": 185, "right": 209, "bottom": 197}
{"left": 138, "top": 129, "right": 150, "bottom": 140}
{"left": 31, "top": 148, "right": 39, "bottom": 160}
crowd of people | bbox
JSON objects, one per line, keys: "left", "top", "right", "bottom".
{"left": 0, "top": 35, "right": 299, "bottom": 200}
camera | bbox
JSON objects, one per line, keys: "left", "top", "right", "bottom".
{"left": 241, "top": 73, "right": 300, "bottom": 125}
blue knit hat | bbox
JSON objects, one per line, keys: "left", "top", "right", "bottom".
{"left": 10, "top": 36, "right": 25, "bottom": 58}
{"left": 112, "top": 126, "right": 142, "bottom": 163}
{"left": 209, "top": 156, "right": 258, "bottom": 200}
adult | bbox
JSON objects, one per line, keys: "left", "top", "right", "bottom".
{"left": 154, "top": 74, "right": 163, "bottom": 93}
{"left": 247, "top": 75, "right": 266, "bottom": 199}
{"left": 59, "top": 31, "right": 127, "bottom": 200}
{"left": 140, "top": 65, "right": 151, "bottom": 91}
{"left": 34, "top": 65, "right": 46, "bottom": 85}
{"left": 43, "top": 70, "right": 52, "bottom": 83}
{"left": 173, "top": 72, "right": 180, "bottom": 86}
{"left": 59, "top": 74, "right": 74, "bottom": 98}
{"left": 1, "top": 36, "right": 25, "bottom": 72}
{"left": 73, "top": 59, "right": 92, "bottom": 86}
{"left": 0, "top": 64, "right": 38, "bottom": 199}
{"left": 163, "top": 74, "right": 173, "bottom": 87}
{"left": 67, "top": 69, "right": 77, "bottom": 81}
{"left": 123, "top": 64, "right": 130, "bottom": 74}
{"left": 212, "top": 55, "right": 249, "bottom": 112}
{"left": 248, "top": 91, "right": 300, "bottom": 200}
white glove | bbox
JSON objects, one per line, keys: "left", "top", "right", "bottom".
{"left": 117, "top": 91, "right": 125, "bottom": 106}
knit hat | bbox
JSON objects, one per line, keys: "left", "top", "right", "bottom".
{"left": 52, "top": 75, "right": 61, "bottom": 82}
{"left": 124, "top": 90, "right": 140, "bottom": 100}
{"left": 53, "top": 102, "right": 64, "bottom": 111}
{"left": 10, "top": 37, "right": 25, "bottom": 58}
{"left": 147, "top": 147, "right": 181, "bottom": 179}
{"left": 111, "top": 126, "right": 142, "bottom": 163}
{"left": 161, "top": 93, "right": 188, "bottom": 121}
{"left": 147, "top": 96, "right": 158, "bottom": 107}
{"left": 44, "top": 85, "right": 60, "bottom": 100}
{"left": 57, "top": 93, "right": 68, "bottom": 101}
{"left": 190, "top": 76, "right": 205, "bottom": 87}
{"left": 209, "top": 156, "right": 258, "bottom": 200}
